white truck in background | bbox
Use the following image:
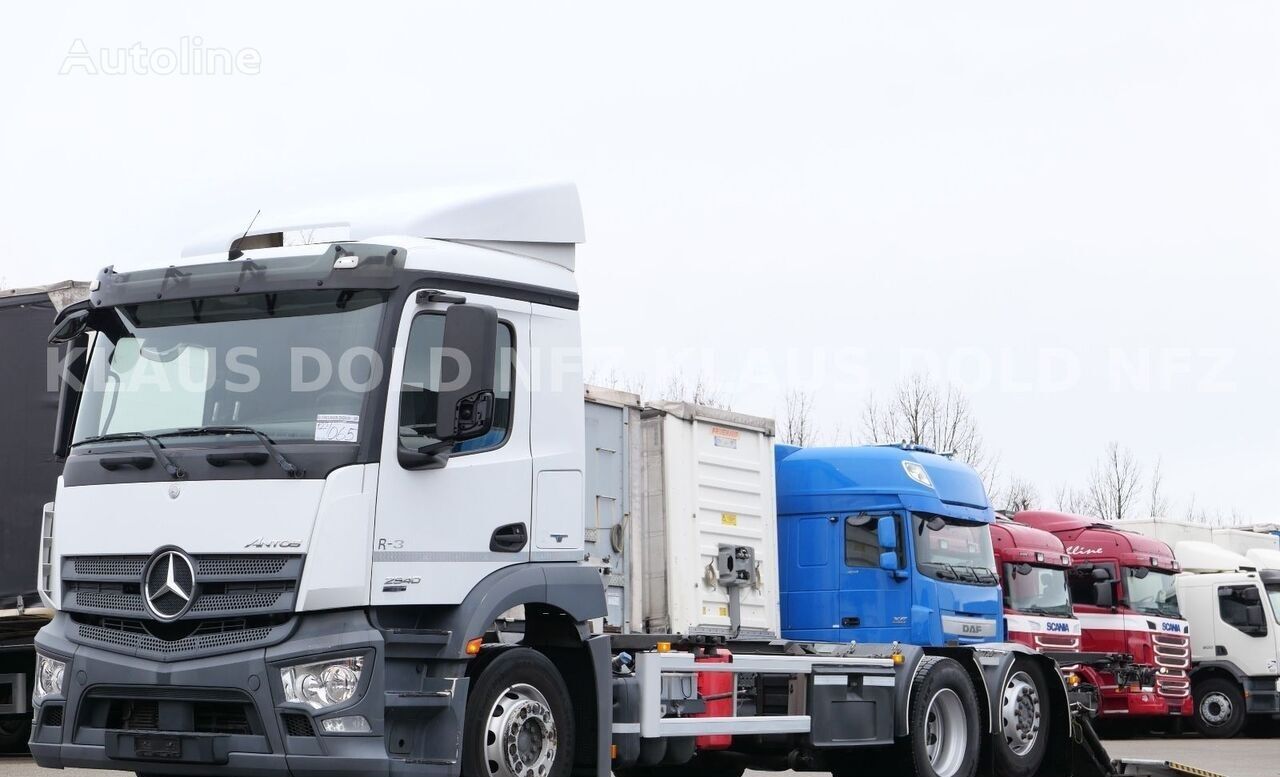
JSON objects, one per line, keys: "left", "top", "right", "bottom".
{"left": 1170, "top": 542, "right": 1280, "bottom": 738}
{"left": 25, "top": 184, "right": 1205, "bottom": 777}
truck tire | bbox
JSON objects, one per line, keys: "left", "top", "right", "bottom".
{"left": 905, "top": 656, "right": 981, "bottom": 777}
{"left": 992, "top": 661, "right": 1048, "bottom": 777}
{"left": 461, "top": 647, "right": 575, "bottom": 777}
{"left": 1192, "top": 678, "right": 1246, "bottom": 739}
{"left": 0, "top": 716, "right": 29, "bottom": 753}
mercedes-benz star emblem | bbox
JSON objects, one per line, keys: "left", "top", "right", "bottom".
{"left": 142, "top": 548, "right": 197, "bottom": 621}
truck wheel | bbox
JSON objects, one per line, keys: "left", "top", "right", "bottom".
{"left": 0, "top": 716, "right": 29, "bottom": 753}
{"left": 462, "top": 648, "right": 575, "bottom": 777}
{"left": 1192, "top": 678, "right": 1246, "bottom": 739}
{"left": 992, "top": 662, "right": 1048, "bottom": 777}
{"left": 907, "top": 657, "right": 981, "bottom": 777}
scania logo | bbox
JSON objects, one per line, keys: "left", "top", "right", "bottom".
{"left": 1045, "top": 621, "right": 1071, "bottom": 632}
{"left": 143, "top": 548, "right": 197, "bottom": 622}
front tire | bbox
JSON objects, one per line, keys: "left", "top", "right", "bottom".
{"left": 992, "top": 661, "right": 1049, "bottom": 777}
{"left": 462, "top": 648, "right": 576, "bottom": 777}
{"left": 906, "top": 656, "right": 981, "bottom": 777}
{"left": 1192, "top": 678, "right": 1246, "bottom": 739}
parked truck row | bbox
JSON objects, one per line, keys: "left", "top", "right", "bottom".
{"left": 0, "top": 183, "right": 1241, "bottom": 777}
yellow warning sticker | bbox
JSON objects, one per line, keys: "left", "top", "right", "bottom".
{"left": 721, "top": 513, "right": 738, "bottom": 526}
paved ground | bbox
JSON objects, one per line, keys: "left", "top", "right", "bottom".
{"left": 1, "top": 737, "right": 1275, "bottom": 777}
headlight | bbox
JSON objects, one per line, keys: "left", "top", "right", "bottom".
{"left": 33, "top": 654, "right": 66, "bottom": 702}
{"left": 280, "top": 656, "right": 364, "bottom": 710}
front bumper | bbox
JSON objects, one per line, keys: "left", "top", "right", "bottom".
{"left": 1095, "top": 686, "right": 1192, "bottom": 718}
{"left": 1243, "top": 677, "right": 1280, "bottom": 715}
{"left": 29, "top": 610, "right": 435, "bottom": 776}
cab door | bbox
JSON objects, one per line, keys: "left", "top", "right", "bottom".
{"left": 835, "top": 512, "right": 912, "bottom": 642}
{"left": 372, "top": 290, "right": 532, "bottom": 605}
{"left": 1213, "top": 583, "right": 1272, "bottom": 675}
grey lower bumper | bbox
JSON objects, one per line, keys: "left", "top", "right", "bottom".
{"left": 1243, "top": 677, "right": 1280, "bottom": 715}
{"left": 29, "top": 610, "right": 413, "bottom": 776}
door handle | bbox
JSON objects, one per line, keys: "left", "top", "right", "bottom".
{"left": 842, "top": 617, "right": 860, "bottom": 627}
{"left": 490, "top": 523, "right": 528, "bottom": 553}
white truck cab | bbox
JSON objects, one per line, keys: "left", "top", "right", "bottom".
{"left": 1174, "top": 541, "right": 1280, "bottom": 737}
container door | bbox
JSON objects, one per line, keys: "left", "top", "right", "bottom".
{"left": 583, "top": 401, "right": 627, "bottom": 629}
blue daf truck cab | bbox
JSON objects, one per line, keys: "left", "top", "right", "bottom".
{"left": 775, "top": 443, "right": 1004, "bottom": 645}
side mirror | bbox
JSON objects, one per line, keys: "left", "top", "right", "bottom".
{"left": 52, "top": 335, "right": 90, "bottom": 459}
{"left": 1243, "top": 604, "right": 1266, "bottom": 633}
{"left": 435, "top": 303, "right": 498, "bottom": 442}
{"left": 1092, "top": 567, "right": 1113, "bottom": 582}
{"left": 877, "top": 515, "right": 898, "bottom": 551}
{"left": 879, "top": 551, "right": 900, "bottom": 573}
{"left": 49, "top": 309, "right": 89, "bottom": 345}
{"left": 1094, "top": 580, "right": 1115, "bottom": 609}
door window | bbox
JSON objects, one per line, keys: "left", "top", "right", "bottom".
{"left": 1218, "top": 584, "right": 1268, "bottom": 637}
{"left": 398, "top": 313, "right": 514, "bottom": 456}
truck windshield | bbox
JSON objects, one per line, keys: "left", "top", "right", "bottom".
{"left": 913, "top": 515, "right": 998, "bottom": 586}
{"left": 1003, "top": 564, "right": 1072, "bottom": 616}
{"left": 1124, "top": 567, "right": 1181, "bottom": 619}
{"left": 72, "top": 290, "right": 389, "bottom": 445}
{"left": 1267, "top": 585, "right": 1280, "bottom": 625}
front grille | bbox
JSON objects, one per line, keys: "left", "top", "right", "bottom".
{"left": 1033, "top": 634, "right": 1080, "bottom": 651}
{"left": 73, "top": 557, "right": 146, "bottom": 578}
{"left": 63, "top": 553, "right": 302, "bottom": 661}
{"left": 76, "top": 619, "right": 277, "bottom": 657}
{"left": 198, "top": 556, "right": 290, "bottom": 577}
{"left": 1152, "top": 633, "right": 1190, "bottom": 698}
{"left": 87, "top": 689, "right": 257, "bottom": 736}
{"left": 282, "top": 713, "right": 315, "bottom": 737}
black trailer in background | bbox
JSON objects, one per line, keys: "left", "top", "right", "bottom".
{"left": 0, "top": 282, "right": 87, "bottom": 751}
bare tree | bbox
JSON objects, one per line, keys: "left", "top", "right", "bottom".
{"left": 1083, "top": 442, "right": 1142, "bottom": 521}
{"left": 586, "top": 367, "right": 647, "bottom": 397}
{"left": 780, "top": 389, "right": 816, "bottom": 447}
{"left": 662, "top": 372, "right": 730, "bottom": 409}
{"left": 862, "top": 374, "right": 997, "bottom": 490}
{"left": 1003, "top": 477, "right": 1040, "bottom": 513}
{"left": 1148, "top": 456, "right": 1169, "bottom": 517}
{"left": 1054, "top": 484, "right": 1090, "bottom": 515}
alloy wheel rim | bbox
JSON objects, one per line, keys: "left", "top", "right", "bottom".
{"left": 483, "top": 682, "right": 558, "bottom": 777}
{"left": 924, "top": 688, "right": 968, "bottom": 777}
{"left": 1001, "top": 670, "right": 1042, "bottom": 756}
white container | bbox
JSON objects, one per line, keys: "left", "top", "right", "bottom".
{"left": 1113, "top": 518, "right": 1279, "bottom": 556}
{"left": 634, "top": 401, "right": 780, "bottom": 640}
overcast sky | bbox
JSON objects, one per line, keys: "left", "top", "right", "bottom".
{"left": 3, "top": 2, "right": 1276, "bottom": 522}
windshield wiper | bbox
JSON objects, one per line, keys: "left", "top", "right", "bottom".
{"left": 73, "top": 432, "right": 186, "bottom": 480}
{"left": 922, "top": 562, "right": 960, "bottom": 580}
{"left": 1019, "top": 605, "right": 1070, "bottom": 617}
{"left": 158, "top": 426, "right": 304, "bottom": 478}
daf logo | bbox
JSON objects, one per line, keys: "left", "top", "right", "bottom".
{"left": 962, "top": 623, "right": 984, "bottom": 635}
{"left": 143, "top": 548, "right": 197, "bottom": 622}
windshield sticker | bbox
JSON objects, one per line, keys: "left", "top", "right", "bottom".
{"left": 315, "top": 414, "right": 359, "bottom": 442}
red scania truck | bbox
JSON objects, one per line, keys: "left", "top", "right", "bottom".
{"left": 989, "top": 518, "right": 1080, "bottom": 655}
{"left": 1015, "top": 512, "right": 1193, "bottom": 723}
